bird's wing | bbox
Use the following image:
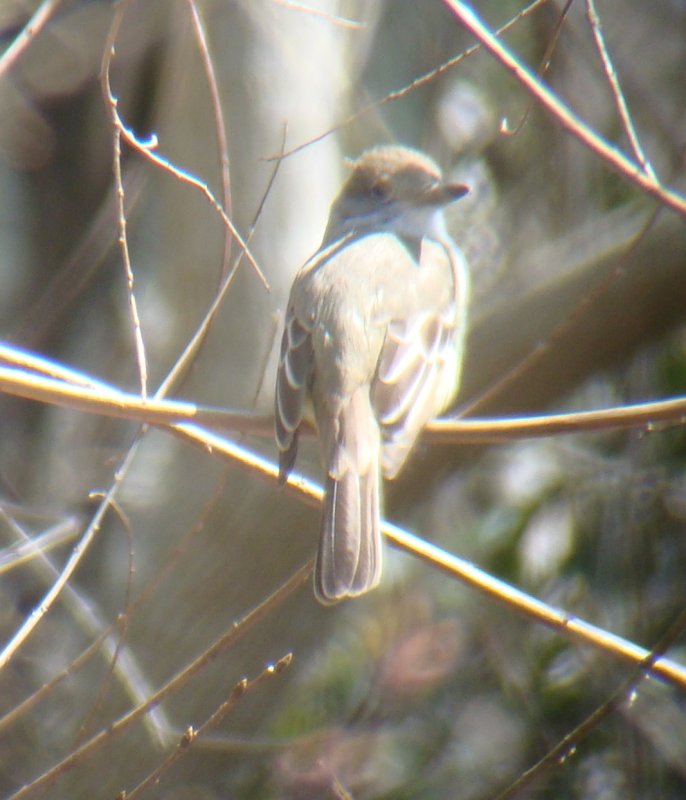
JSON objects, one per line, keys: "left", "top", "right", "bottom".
{"left": 372, "top": 304, "right": 458, "bottom": 478}
{"left": 371, "top": 240, "right": 466, "bottom": 479}
{"left": 275, "top": 304, "right": 313, "bottom": 483}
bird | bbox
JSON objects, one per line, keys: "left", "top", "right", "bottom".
{"left": 275, "top": 145, "right": 470, "bottom": 603}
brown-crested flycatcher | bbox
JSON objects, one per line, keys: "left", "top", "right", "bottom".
{"left": 275, "top": 145, "right": 470, "bottom": 603}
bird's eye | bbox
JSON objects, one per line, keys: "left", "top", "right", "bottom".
{"left": 370, "top": 179, "right": 390, "bottom": 201}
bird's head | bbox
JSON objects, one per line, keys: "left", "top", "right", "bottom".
{"left": 324, "top": 145, "right": 469, "bottom": 245}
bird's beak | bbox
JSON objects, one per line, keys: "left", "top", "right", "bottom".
{"left": 423, "top": 181, "right": 470, "bottom": 207}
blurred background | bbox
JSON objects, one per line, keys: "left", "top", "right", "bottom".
{"left": 1, "top": 0, "right": 686, "bottom": 797}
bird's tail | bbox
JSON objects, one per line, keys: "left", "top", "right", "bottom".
{"left": 315, "top": 388, "right": 383, "bottom": 603}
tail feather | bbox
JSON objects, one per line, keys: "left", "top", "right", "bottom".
{"left": 314, "top": 386, "right": 383, "bottom": 603}
{"left": 315, "top": 469, "right": 381, "bottom": 603}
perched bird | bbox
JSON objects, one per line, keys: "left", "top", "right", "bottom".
{"left": 275, "top": 145, "right": 470, "bottom": 603}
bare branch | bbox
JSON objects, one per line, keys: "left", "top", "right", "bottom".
{"left": 585, "top": 0, "right": 656, "bottom": 179}
{"left": 186, "top": 0, "right": 234, "bottom": 276}
{"left": 121, "top": 655, "right": 292, "bottom": 799}
{"left": 173, "top": 422, "right": 686, "bottom": 690}
{"left": 2, "top": 343, "right": 686, "bottom": 443}
{"left": 97, "top": 7, "right": 268, "bottom": 291}
{"left": 270, "top": 0, "right": 364, "bottom": 29}
{"left": 267, "top": 0, "right": 552, "bottom": 160}
{"left": 494, "top": 608, "right": 686, "bottom": 799}
{"left": 101, "top": 0, "right": 148, "bottom": 397}
{"left": 7, "top": 566, "right": 308, "bottom": 800}
{"left": 443, "top": 0, "right": 686, "bottom": 218}
{"left": 0, "top": 0, "right": 62, "bottom": 80}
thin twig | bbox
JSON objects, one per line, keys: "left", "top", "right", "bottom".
{"left": 585, "top": 0, "right": 656, "bottom": 179}
{"left": 0, "top": 508, "right": 169, "bottom": 743}
{"left": 153, "top": 126, "right": 287, "bottom": 397}
{"left": 121, "top": 655, "right": 292, "bottom": 799}
{"left": 101, "top": 0, "right": 149, "bottom": 397}
{"left": 493, "top": 607, "right": 686, "bottom": 799}
{"left": 0, "top": 436, "right": 140, "bottom": 673}
{"left": 98, "top": 6, "right": 267, "bottom": 291}
{"left": 186, "top": 0, "right": 234, "bottom": 277}
{"left": 171, "top": 422, "right": 686, "bottom": 690}
{"left": 442, "top": 1, "right": 686, "bottom": 218}
{"left": 120, "top": 125, "right": 269, "bottom": 289}
{"left": 271, "top": 0, "right": 364, "bottom": 29}
{"left": 7, "top": 563, "right": 310, "bottom": 800}
{"left": 266, "top": 0, "right": 552, "bottom": 160}
{"left": 501, "top": 0, "right": 574, "bottom": 137}
{"left": 104, "top": 73, "right": 267, "bottom": 289}
{"left": 3, "top": 351, "right": 686, "bottom": 443}
{"left": 0, "top": 470, "right": 233, "bottom": 741}
{"left": 0, "top": 0, "right": 62, "bottom": 79}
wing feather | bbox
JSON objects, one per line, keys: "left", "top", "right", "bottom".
{"left": 275, "top": 309, "right": 313, "bottom": 483}
{"left": 372, "top": 238, "right": 465, "bottom": 479}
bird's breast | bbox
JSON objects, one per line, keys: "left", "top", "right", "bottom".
{"left": 292, "top": 231, "right": 459, "bottom": 403}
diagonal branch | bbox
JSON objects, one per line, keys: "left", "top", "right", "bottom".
{"left": 2, "top": 342, "right": 686, "bottom": 443}
{"left": 585, "top": 0, "right": 655, "bottom": 179}
{"left": 442, "top": 0, "right": 686, "bottom": 218}
{"left": 172, "top": 421, "right": 686, "bottom": 690}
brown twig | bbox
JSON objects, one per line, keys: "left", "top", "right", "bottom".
{"left": 0, "top": 0, "right": 62, "bottom": 79}
{"left": 585, "top": 0, "right": 655, "bottom": 178}
{"left": 271, "top": 0, "right": 364, "bottom": 29}
{"left": 3, "top": 348, "right": 686, "bottom": 444}
{"left": 493, "top": 607, "right": 686, "bottom": 799}
{"left": 501, "top": 0, "right": 574, "bottom": 137}
{"left": 98, "top": 6, "right": 267, "bottom": 290}
{"left": 442, "top": 1, "right": 686, "bottom": 218}
{"left": 153, "top": 125, "right": 287, "bottom": 398}
{"left": 186, "top": 0, "right": 234, "bottom": 278}
{"left": 0, "top": 470, "right": 233, "bottom": 742}
{"left": 7, "top": 563, "right": 309, "bottom": 800}
{"left": 121, "top": 655, "right": 292, "bottom": 799}
{"left": 266, "top": 0, "right": 552, "bottom": 161}
{"left": 169, "top": 423, "right": 686, "bottom": 690}
{"left": 101, "top": 0, "right": 149, "bottom": 397}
